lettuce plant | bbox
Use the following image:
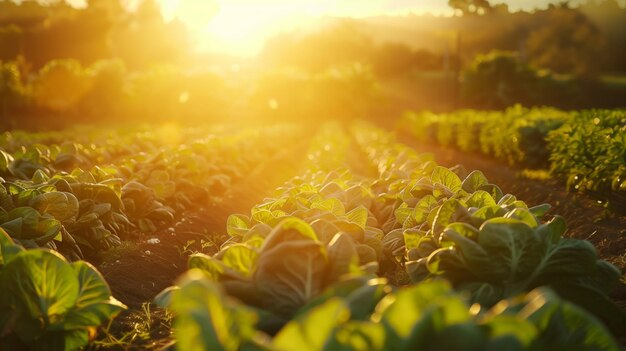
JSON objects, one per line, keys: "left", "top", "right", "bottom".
{"left": 0, "top": 228, "right": 126, "bottom": 350}
{"left": 160, "top": 272, "right": 620, "bottom": 351}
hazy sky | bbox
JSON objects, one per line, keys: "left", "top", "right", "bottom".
{"left": 57, "top": 0, "right": 623, "bottom": 55}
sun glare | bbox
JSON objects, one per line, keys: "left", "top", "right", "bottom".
{"left": 158, "top": 0, "right": 451, "bottom": 56}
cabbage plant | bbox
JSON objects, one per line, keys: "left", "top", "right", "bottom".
{"left": 0, "top": 229, "right": 126, "bottom": 350}
{"left": 160, "top": 272, "right": 620, "bottom": 351}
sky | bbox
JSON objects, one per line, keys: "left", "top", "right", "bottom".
{"left": 58, "top": 0, "right": 619, "bottom": 55}
{"left": 154, "top": 0, "right": 586, "bottom": 55}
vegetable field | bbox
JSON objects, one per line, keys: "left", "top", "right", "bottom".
{"left": 0, "top": 119, "right": 624, "bottom": 350}
{"left": 401, "top": 107, "right": 626, "bottom": 212}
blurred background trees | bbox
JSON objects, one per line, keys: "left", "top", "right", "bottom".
{"left": 0, "top": 0, "right": 624, "bottom": 128}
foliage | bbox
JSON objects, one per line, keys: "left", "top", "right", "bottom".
{"left": 0, "top": 124, "right": 304, "bottom": 257}
{"left": 353, "top": 122, "right": 624, "bottom": 333}
{"left": 160, "top": 272, "right": 620, "bottom": 351}
{"left": 401, "top": 105, "right": 569, "bottom": 167}
{"left": 0, "top": 60, "right": 27, "bottom": 120}
{"left": 33, "top": 60, "right": 92, "bottom": 113}
{"left": 526, "top": 6, "right": 605, "bottom": 76}
{"left": 462, "top": 51, "right": 576, "bottom": 109}
{"left": 0, "top": 229, "right": 126, "bottom": 350}
{"left": 250, "top": 64, "right": 381, "bottom": 122}
{"left": 401, "top": 107, "right": 626, "bottom": 209}
{"left": 155, "top": 122, "right": 624, "bottom": 350}
{"left": 547, "top": 110, "right": 626, "bottom": 209}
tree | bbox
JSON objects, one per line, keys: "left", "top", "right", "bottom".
{"left": 449, "top": 0, "right": 492, "bottom": 15}
{"left": 526, "top": 7, "right": 605, "bottom": 76}
{"left": 33, "top": 59, "right": 92, "bottom": 113}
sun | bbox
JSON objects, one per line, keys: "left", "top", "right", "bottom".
{"left": 158, "top": 0, "right": 338, "bottom": 56}
{"left": 157, "top": 0, "right": 453, "bottom": 56}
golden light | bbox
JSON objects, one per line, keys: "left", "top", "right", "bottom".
{"left": 157, "top": 0, "right": 452, "bottom": 56}
{"left": 156, "top": 122, "right": 182, "bottom": 146}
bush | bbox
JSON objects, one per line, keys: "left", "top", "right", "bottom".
{"left": 0, "top": 61, "right": 27, "bottom": 121}
{"left": 33, "top": 60, "right": 92, "bottom": 113}
{"left": 462, "top": 51, "right": 576, "bottom": 109}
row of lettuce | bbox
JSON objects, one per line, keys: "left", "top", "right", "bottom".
{"left": 0, "top": 124, "right": 302, "bottom": 259}
{"left": 0, "top": 124, "right": 307, "bottom": 349}
{"left": 400, "top": 106, "right": 626, "bottom": 211}
{"left": 155, "top": 122, "right": 624, "bottom": 350}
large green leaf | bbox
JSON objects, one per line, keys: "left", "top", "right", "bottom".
{"left": 376, "top": 280, "right": 470, "bottom": 350}
{"left": 222, "top": 244, "right": 259, "bottom": 277}
{"left": 461, "top": 170, "right": 489, "bottom": 193}
{"left": 325, "top": 321, "right": 386, "bottom": 351}
{"left": 273, "top": 298, "right": 349, "bottom": 351}
{"left": 326, "top": 233, "right": 359, "bottom": 283}
{"left": 31, "top": 191, "right": 79, "bottom": 226}
{"left": 58, "top": 261, "right": 126, "bottom": 329}
{"left": 1, "top": 207, "right": 61, "bottom": 245}
{"left": 254, "top": 238, "right": 328, "bottom": 318}
{"left": 477, "top": 219, "right": 542, "bottom": 284}
{"left": 0, "top": 228, "right": 23, "bottom": 269}
{"left": 1, "top": 250, "right": 79, "bottom": 340}
{"left": 227, "top": 214, "right": 250, "bottom": 237}
{"left": 167, "top": 270, "right": 258, "bottom": 351}
{"left": 431, "top": 166, "right": 462, "bottom": 193}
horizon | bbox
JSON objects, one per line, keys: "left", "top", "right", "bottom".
{"left": 13, "top": 0, "right": 626, "bottom": 56}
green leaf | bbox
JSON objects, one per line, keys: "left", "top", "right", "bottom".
{"left": 168, "top": 270, "right": 258, "bottom": 351}
{"left": 466, "top": 190, "right": 496, "bottom": 208}
{"left": 188, "top": 253, "right": 245, "bottom": 281}
{"left": 528, "top": 204, "right": 551, "bottom": 217}
{"left": 345, "top": 206, "right": 368, "bottom": 229}
{"left": 471, "top": 205, "right": 506, "bottom": 221}
{"left": 311, "top": 198, "right": 346, "bottom": 216}
{"left": 504, "top": 208, "right": 539, "bottom": 228}
{"left": 273, "top": 298, "right": 349, "bottom": 351}
{"left": 227, "top": 214, "right": 250, "bottom": 237}
{"left": 1, "top": 250, "right": 79, "bottom": 340}
{"left": 462, "top": 170, "right": 489, "bottom": 193}
{"left": 0, "top": 228, "right": 23, "bottom": 268}
{"left": 1, "top": 207, "right": 62, "bottom": 245}
{"left": 222, "top": 244, "right": 259, "bottom": 277}
{"left": 59, "top": 261, "right": 126, "bottom": 329}
{"left": 326, "top": 321, "right": 386, "bottom": 351}
{"left": 412, "top": 195, "right": 438, "bottom": 224}
{"left": 31, "top": 192, "right": 79, "bottom": 226}
{"left": 254, "top": 238, "right": 328, "bottom": 318}
{"left": 261, "top": 217, "right": 319, "bottom": 250}
{"left": 326, "top": 233, "right": 359, "bottom": 283}
{"left": 432, "top": 199, "right": 471, "bottom": 235}
{"left": 477, "top": 184, "right": 503, "bottom": 203}
{"left": 477, "top": 219, "right": 541, "bottom": 282}
{"left": 376, "top": 280, "right": 470, "bottom": 349}
{"left": 431, "top": 166, "right": 462, "bottom": 193}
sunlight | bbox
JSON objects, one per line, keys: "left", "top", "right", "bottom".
{"left": 157, "top": 122, "right": 182, "bottom": 146}
{"left": 158, "top": 0, "right": 449, "bottom": 56}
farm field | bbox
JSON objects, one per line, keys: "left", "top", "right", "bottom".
{"left": 2, "top": 1, "right": 626, "bottom": 350}
{"left": 1, "top": 119, "right": 624, "bottom": 350}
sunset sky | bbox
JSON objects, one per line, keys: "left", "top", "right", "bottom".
{"left": 58, "top": 0, "right": 620, "bottom": 55}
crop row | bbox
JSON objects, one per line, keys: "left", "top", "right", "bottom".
{"left": 400, "top": 106, "right": 626, "bottom": 210}
{"left": 0, "top": 124, "right": 307, "bottom": 349}
{"left": 0, "top": 125, "right": 302, "bottom": 259}
{"left": 156, "top": 122, "right": 624, "bottom": 350}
